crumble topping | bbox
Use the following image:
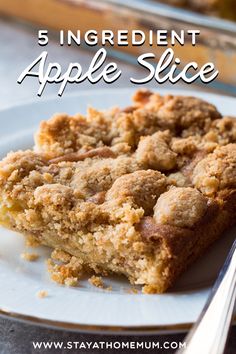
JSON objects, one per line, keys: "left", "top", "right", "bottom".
{"left": 34, "top": 90, "right": 222, "bottom": 159}
{"left": 136, "top": 131, "right": 177, "bottom": 170}
{"left": 21, "top": 252, "right": 39, "bottom": 262}
{"left": 106, "top": 170, "right": 167, "bottom": 214}
{"left": 192, "top": 144, "right": 236, "bottom": 196}
{"left": 133, "top": 90, "right": 221, "bottom": 136}
{"left": 154, "top": 187, "right": 208, "bottom": 228}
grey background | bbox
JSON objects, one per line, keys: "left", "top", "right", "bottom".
{"left": 0, "top": 316, "right": 235, "bottom": 354}
{"left": 0, "top": 16, "right": 235, "bottom": 354}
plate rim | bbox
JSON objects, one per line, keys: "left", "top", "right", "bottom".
{"left": 0, "top": 87, "right": 235, "bottom": 113}
{"left": 0, "top": 309, "right": 192, "bottom": 334}
{"left": 0, "top": 304, "right": 235, "bottom": 335}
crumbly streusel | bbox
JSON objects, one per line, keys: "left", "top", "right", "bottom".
{"left": 36, "top": 290, "right": 48, "bottom": 298}
{"left": 21, "top": 252, "right": 39, "bottom": 262}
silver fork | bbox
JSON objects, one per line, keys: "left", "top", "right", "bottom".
{"left": 177, "top": 240, "right": 236, "bottom": 354}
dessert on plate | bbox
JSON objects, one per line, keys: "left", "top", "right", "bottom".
{"left": 0, "top": 89, "right": 236, "bottom": 293}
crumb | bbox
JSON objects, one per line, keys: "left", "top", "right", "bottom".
{"left": 105, "top": 286, "right": 112, "bottom": 291}
{"left": 25, "top": 235, "right": 40, "bottom": 248}
{"left": 64, "top": 277, "right": 78, "bottom": 287}
{"left": 36, "top": 290, "right": 48, "bottom": 298}
{"left": 21, "top": 252, "right": 39, "bottom": 262}
{"left": 51, "top": 249, "right": 72, "bottom": 263}
{"left": 88, "top": 275, "right": 104, "bottom": 288}
{"left": 127, "top": 287, "right": 139, "bottom": 294}
{"left": 47, "top": 256, "right": 83, "bottom": 286}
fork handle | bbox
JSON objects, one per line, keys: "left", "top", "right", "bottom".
{"left": 177, "top": 240, "right": 236, "bottom": 354}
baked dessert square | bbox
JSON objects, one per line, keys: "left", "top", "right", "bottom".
{"left": 0, "top": 89, "right": 236, "bottom": 293}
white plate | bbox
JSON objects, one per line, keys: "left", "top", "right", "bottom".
{"left": 0, "top": 89, "right": 235, "bottom": 334}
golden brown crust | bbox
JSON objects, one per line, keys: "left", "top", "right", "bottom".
{"left": 133, "top": 89, "right": 221, "bottom": 137}
{"left": 106, "top": 170, "right": 167, "bottom": 214}
{"left": 34, "top": 90, "right": 222, "bottom": 158}
{"left": 136, "top": 131, "right": 177, "bottom": 171}
{"left": 192, "top": 144, "right": 236, "bottom": 196}
{"left": 153, "top": 187, "right": 208, "bottom": 228}
{"left": 0, "top": 90, "right": 235, "bottom": 294}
